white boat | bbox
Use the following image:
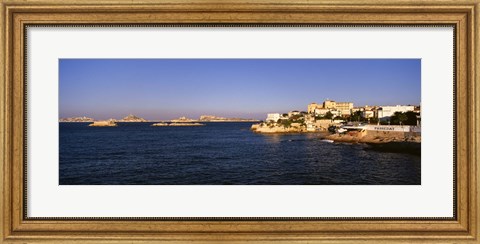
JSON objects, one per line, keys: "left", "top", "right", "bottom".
{"left": 320, "top": 139, "right": 334, "bottom": 143}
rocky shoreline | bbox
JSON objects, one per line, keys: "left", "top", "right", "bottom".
{"left": 323, "top": 132, "right": 421, "bottom": 155}
{"left": 251, "top": 122, "right": 421, "bottom": 155}
{"left": 250, "top": 123, "right": 313, "bottom": 133}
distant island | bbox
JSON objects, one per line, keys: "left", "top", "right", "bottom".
{"left": 152, "top": 122, "right": 205, "bottom": 127}
{"left": 199, "top": 115, "right": 259, "bottom": 122}
{"left": 171, "top": 115, "right": 259, "bottom": 123}
{"left": 116, "top": 114, "right": 147, "bottom": 122}
{"left": 89, "top": 120, "right": 118, "bottom": 127}
{"left": 60, "top": 114, "right": 148, "bottom": 123}
{"left": 59, "top": 114, "right": 259, "bottom": 123}
{"left": 59, "top": 116, "right": 94, "bottom": 122}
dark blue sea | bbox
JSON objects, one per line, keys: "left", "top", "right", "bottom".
{"left": 59, "top": 122, "right": 421, "bottom": 185}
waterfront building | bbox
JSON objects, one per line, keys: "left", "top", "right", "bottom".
{"left": 266, "top": 113, "right": 281, "bottom": 122}
{"left": 376, "top": 105, "right": 415, "bottom": 119}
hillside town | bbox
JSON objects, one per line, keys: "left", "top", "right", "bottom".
{"left": 251, "top": 100, "right": 421, "bottom": 138}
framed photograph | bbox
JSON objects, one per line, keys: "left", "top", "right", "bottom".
{"left": 1, "top": 0, "right": 478, "bottom": 243}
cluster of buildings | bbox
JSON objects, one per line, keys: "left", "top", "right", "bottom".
{"left": 254, "top": 99, "right": 421, "bottom": 139}
{"left": 266, "top": 99, "right": 420, "bottom": 125}
{"left": 307, "top": 100, "right": 354, "bottom": 118}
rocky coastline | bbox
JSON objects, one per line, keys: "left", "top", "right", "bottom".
{"left": 251, "top": 122, "right": 421, "bottom": 155}
{"left": 323, "top": 131, "right": 421, "bottom": 155}
{"left": 250, "top": 123, "right": 316, "bottom": 133}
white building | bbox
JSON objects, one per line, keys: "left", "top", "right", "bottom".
{"left": 376, "top": 105, "right": 415, "bottom": 119}
{"left": 266, "top": 113, "right": 281, "bottom": 122}
{"left": 330, "top": 110, "right": 342, "bottom": 117}
{"left": 314, "top": 108, "right": 330, "bottom": 116}
{"left": 339, "top": 109, "right": 351, "bottom": 116}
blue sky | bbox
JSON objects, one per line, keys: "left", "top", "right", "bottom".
{"left": 59, "top": 59, "right": 421, "bottom": 120}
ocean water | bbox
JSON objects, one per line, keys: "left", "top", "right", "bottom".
{"left": 59, "top": 122, "right": 421, "bottom": 185}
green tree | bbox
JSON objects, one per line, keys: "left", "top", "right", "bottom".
{"left": 380, "top": 120, "right": 390, "bottom": 125}
{"left": 369, "top": 117, "right": 379, "bottom": 124}
{"left": 390, "top": 112, "right": 408, "bottom": 125}
{"left": 349, "top": 111, "right": 363, "bottom": 122}
{"left": 278, "top": 119, "right": 292, "bottom": 128}
{"left": 324, "top": 111, "right": 333, "bottom": 120}
{"left": 405, "top": 111, "right": 419, "bottom": 125}
{"left": 397, "top": 113, "right": 408, "bottom": 125}
{"left": 390, "top": 112, "right": 400, "bottom": 125}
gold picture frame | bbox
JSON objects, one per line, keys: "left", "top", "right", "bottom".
{"left": 1, "top": 0, "right": 478, "bottom": 242}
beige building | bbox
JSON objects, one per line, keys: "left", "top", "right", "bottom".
{"left": 308, "top": 102, "right": 321, "bottom": 114}
{"left": 309, "top": 100, "right": 354, "bottom": 116}
{"left": 323, "top": 100, "right": 353, "bottom": 116}
{"left": 323, "top": 100, "right": 337, "bottom": 109}
{"left": 336, "top": 102, "right": 353, "bottom": 115}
